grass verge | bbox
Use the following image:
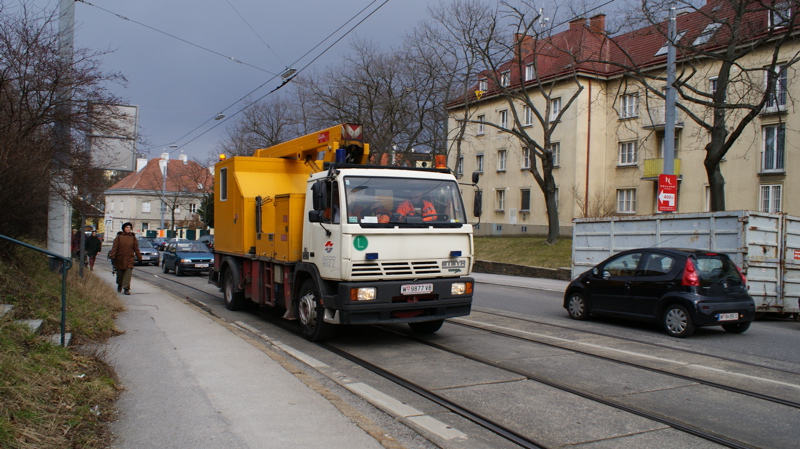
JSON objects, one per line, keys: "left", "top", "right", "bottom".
{"left": 474, "top": 236, "right": 572, "bottom": 269}
{"left": 0, "top": 242, "right": 124, "bottom": 449}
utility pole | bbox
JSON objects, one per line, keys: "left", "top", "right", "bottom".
{"left": 47, "top": 0, "right": 75, "bottom": 268}
{"left": 663, "top": 2, "right": 677, "bottom": 176}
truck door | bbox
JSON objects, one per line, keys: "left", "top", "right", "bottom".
{"left": 307, "top": 179, "right": 343, "bottom": 280}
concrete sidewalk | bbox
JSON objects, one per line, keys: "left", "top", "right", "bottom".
{"left": 102, "top": 275, "right": 388, "bottom": 449}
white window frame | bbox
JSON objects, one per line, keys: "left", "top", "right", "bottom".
{"left": 189, "top": 204, "right": 197, "bottom": 214}
{"left": 704, "top": 185, "right": 711, "bottom": 212}
{"left": 770, "top": 2, "right": 792, "bottom": 28}
{"left": 761, "top": 185, "right": 782, "bottom": 213}
{"left": 499, "top": 109, "right": 508, "bottom": 129}
{"left": 765, "top": 64, "right": 787, "bottom": 111}
{"left": 522, "top": 147, "right": 531, "bottom": 169}
{"left": 620, "top": 94, "right": 639, "bottom": 118}
{"left": 476, "top": 154, "right": 484, "bottom": 173}
{"left": 476, "top": 114, "right": 485, "bottom": 135}
{"left": 550, "top": 98, "right": 561, "bottom": 122}
{"left": 478, "top": 78, "right": 488, "bottom": 92}
{"left": 523, "top": 105, "right": 533, "bottom": 126}
{"left": 618, "top": 141, "right": 638, "bottom": 166}
{"left": 693, "top": 22, "right": 722, "bottom": 46}
{"left": 550, "top": 142, "right": 560, "bottom": 167}
{"left": 616, "top": 189, "right": 636, "bottom": 214}
{"left": 525, "top": 63, "right": 535, "bottom": 81}
{"left": 496, "top": 189, "right": 506, "bottom": 211}
{"left": 456, "top": 156, "right": 464, "bottom": 175}
{"left": 497, "top": 149, "right": 507, "bottom": 171}
{"left": 762, "top": 124, "right": 785, "bottom": 172}
{"left": 142, "top": 201, "right": 151, "bottom": 213}
{"left": 109, "top": 200, "right": 114, "bottom": 212}
{"left": 120, "top": 201, "right": 124, "bottom": 212}
{"left": 500, "top": 70, "right": 510, "bottom": 87}
{"left": 520, "top": 188, "right": 531, "bottom": 211}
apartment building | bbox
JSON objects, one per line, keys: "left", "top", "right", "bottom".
{"left": 448, "top": 0, "right": 798, "bottom": 236}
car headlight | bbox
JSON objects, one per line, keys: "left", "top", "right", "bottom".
{"left": 451, "top": 282, "right": 473, "bottom": 295}
{"left": 180, "top": 258, "right": 192, "bottom": 264}
{"left": 350, "top": 287, "right": 376, "bottom": 301}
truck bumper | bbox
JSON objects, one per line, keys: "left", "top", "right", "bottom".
{"left": 325, "top": 277, "right": 473, "bottom": 325}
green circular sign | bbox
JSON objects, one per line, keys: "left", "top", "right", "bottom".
{"left": 353, "top": 235, "right": 368, "bottom": 251}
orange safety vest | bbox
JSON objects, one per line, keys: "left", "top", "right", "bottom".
{"left": 397, "top": 199, "right": 436, "bottom": 221}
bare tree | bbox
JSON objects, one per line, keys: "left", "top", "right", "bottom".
{"left": 215, "top": 95, "right": 301, "bottom": 157}
{"left": 0, "top": 1, "right": 126, "bottom": 240}
{"left": 607, "top": 0, "right": 800, "bottom": 211}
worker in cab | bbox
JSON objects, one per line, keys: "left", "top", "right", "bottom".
{"left": 396, "top": 193, "right": 437, "bottom": 222}
{"left": 349, "top": 189, "right": 390, "bottom": 223}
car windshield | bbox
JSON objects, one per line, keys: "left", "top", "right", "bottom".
{"left": 138, "top": 239, "right": 155, "bottom": 249}
{"left": 176, "top": 242, "right": 209, "bottom": 252}
{"left": 343, "top": 176, "right": 467, "bottom": 226}
{"left": 695, "top": 254, "right": 743, "bottom": 287}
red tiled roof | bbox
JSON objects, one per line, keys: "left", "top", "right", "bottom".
{"left": 107, "top": 158, "right": 212, "bottom": 194}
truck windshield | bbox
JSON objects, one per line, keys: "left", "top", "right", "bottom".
{"left": 343, "top": 176, "right": 467, "bottom": 226}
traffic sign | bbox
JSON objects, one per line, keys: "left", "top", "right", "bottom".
{"left": 657, "top": 174, "right": 678, "bottom": 212}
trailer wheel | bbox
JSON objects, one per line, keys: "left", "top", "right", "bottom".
{"left": 663, "top": 304, "right": 695, "bottom": 338}
{"left": 722, "top": 321, "right": 750, "bottom": 334}
{"left": 408, "top": 319, "right": 444, "bottom": 334}
{"left": 296, "top": 279, "right": 333, "bottom": 341}
{"left": 223, "top": 269, "right": 245, "bottom": 311}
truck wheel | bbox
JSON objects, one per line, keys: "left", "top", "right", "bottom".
{"left": 409, "top": 319, "right": 444, "bottom": 334}
{"left": 296, "top": 279, "right": 333, "bottom": 341}
{"left": 223, "top": 270, "right": 245, "bottom": 311}
{"left": 663, "top": 304, "right": 695, "bottom": 338}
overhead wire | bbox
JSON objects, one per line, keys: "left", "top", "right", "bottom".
{"left": 224, "top": 0, "right": 288, "bottom": 68}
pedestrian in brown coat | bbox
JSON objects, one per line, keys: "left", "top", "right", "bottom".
{"left": 109, "top": 222, "right": 141, "bottom": 295}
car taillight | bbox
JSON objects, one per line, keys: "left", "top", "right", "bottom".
{"left": 735, "top": 264, "right": 747, "bottom": 285}
{"left": 681, "top": 258, "right": 699, "bottom": 286}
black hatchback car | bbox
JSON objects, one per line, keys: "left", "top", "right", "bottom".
{"left": 563, "top": 248, "right": 755, "bottom": 337}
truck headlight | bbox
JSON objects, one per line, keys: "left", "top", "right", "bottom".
{"left": 350, "top": 287, "right": 376, "bottom": 301}
{"left": 451, "top": 282, "right": 473, "bottom": 295}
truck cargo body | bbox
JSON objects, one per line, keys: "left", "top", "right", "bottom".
{"left": 572, "top": 211, "right": 800, "bottom": 315}
{"left": 210, "top": 126, "right": 475, "bottom": 340}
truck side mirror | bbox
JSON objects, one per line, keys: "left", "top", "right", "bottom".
{"left": 473, "top": 190, "right": 482, "bottom": 217}
{"left": 308, "top": 210, "right": 324, "bottom": 223}
{"left": 311, "top": 180, "right": 327, "bottom": 211}
{"left": 472, "top": 172, "right": 480, "bottom": 184}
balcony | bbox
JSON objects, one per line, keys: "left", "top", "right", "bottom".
{"left": 642, "top": 106, "right": 684, "bottom": 130}
{"left": 642, "top": 158, "right": 681, "bottom": 179}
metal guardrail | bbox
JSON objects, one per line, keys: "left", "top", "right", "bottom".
{"left": 0, "top": 234, "right": 72, "bottom": 346}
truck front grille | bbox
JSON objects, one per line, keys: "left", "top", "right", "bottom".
{"left": 351, "top": 261, "right": 441, "bottom": 277}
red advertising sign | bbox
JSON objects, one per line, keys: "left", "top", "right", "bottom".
{"left": 657, "top": 174, "right": 678, "bottom": 212}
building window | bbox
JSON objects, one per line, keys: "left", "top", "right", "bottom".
{"left": 550, "top": 142, "right": 560, "bottom": 167}
{"left": 704, "top": 185, "right": 711, "bottom": 212}
{"left": 496, "top": 189, "right": 506, "bottom": 211}
{"left": 175, "top": 206, "right": 181, "bottom": 214}
{"left": 525, "top": 63, "right": 535, "bottom": 81}
{"left": 693, "top": 22, "right": 722, "bottom": 46}
{"left": 189, "top": 204, "right": 197, "bottom": 214}
{"left": 761, "top": 185, "right": 782, "bottom": 212}
{"left": 522, "top": 147, "right": 531, "bottom": 169}
{"left": 476, "top": 154, "right": 484, "bottom": 172}
{"left": 120, "top": 201, "right": 124, "bottom": 212}
{"left": 497, "top": 149, "right": 507, "bottom": 171}
{"left": 500, "top": 70, "right": 510, "bottom": 87}
{"left": 142, "top": 222, "right": 149, "bottom": 230}
{"left": 478, "top": 78, "right": 488, "bottom": 92}
{"left": 655, "top": 31, "right": 687, "bottom": 56}
{"left": 550, "top": 98, "right": 561, "bottom": 122}
{"left": 765, "top": 65, "right": 787, "bottom": 111}
{"left": 618, "top": 141, "right": 638, "bottom": 166}
{"left": 523, "top": 105, "right": 533, "bottom": 126}
{"left": 456, "top": 156, "right": 464, "bottom": 175}
{"left": 616, "top": 189, "right": 636, "bottom": 213}
{"left": 499, "top": 109, "right": 508, "bottom": 129}
{"left": 109, "top": 201, "right": 114, "bottom": 212}
{"left": 220, "top": 167, "right": 228, "bottom": 201}
{"left": 142, "top": 201, "right": 151, "bottom": 213}
{"left": 762, "top": 124, "right": 785, "bottom": 172}
{"left": 477, "top": 114, "right": 485, "bottom": 135}
{"left": 620, "top": 94, "right": 639, "bottom": 118}
{"left": 520, "top": 189, "right": 531, "bottom": 211}
{"left": 770, "top": 2, "right": 792, "bottom": 28}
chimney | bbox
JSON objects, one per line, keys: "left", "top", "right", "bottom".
{"left": 136, "top": 157, "right": 148, "bottom": 172}
{"left": 589, "top": 14, "right": 605, "bottom": 33}
{"left": 180, "top": 152, "right": 188, "bottom": 165}
{"left": 569, "top": 17, "right": 585, "bottom": 30}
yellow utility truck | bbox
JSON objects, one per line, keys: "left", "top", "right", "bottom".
{"left": 210, "top": 124, "right": 477, "bottom": 340}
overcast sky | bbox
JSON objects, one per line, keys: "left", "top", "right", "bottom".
{"left": 47, "top": 0, "right": 437, "bottom": 162}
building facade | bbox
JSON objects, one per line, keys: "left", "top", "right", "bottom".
{"left": 448, "top": 1, "right": 799, "bottom": 237}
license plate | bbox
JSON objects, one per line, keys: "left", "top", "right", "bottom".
{"left": 195, "top": 264, "right": 209, "bottom": 268}
{"left": 718, "top": 312, "right": 739, "bottom": 321}
{"left": 401, "top": 283, "right": 433, "bottom": 295}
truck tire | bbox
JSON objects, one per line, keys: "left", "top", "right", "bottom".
{"left": 223, "top": 269, "right": 245, "bottom": 311}
{"left": 408, "top": 319, "right": 444, "bottom": 334}
{"left": 296, "top": 279, "right": 334, "bottom": 341}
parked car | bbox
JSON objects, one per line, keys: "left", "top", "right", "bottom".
{"left": 161, "top": 241, "right": 214, "bottom": 276}
{"left": 151, "top": 237, "right": 169, "bottom": 251}
{"left": 563, "top": 248, "right": 756, "bottom": 338}
{"left": 136, "top": 238, "right": 160, "bottom": 266}
{"left": 197, "top": 234, "right": 214, "bottom": 251}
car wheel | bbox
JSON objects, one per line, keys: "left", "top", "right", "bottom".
{"left": 162, "top": 261, "right": 169, "bottom": 273}
{"left": 175, "top": 265, "right": 183, "bottom": 276}
{"left": 663, "top": 304, "right": 695, "bottom": 338}
{"left": 722, "top": 321, "right": 750, "bottom": 334}
{"left": 408, "top": 319, "right": 444, "bottom": 334}
{"left": 296, "top": 279, "right": 334, "bottom": 341}
{"left": 567, "top": 292, "right": 590, "bottom": 320}
{"left": 223, "top": 270, "right": 245, "bottom": 311}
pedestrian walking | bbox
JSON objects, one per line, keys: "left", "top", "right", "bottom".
{"left": 109, "top": 222, "right": 141, "bottom": 295}
{"left": 84, "top": 230, "right": 102, "bottom": 270}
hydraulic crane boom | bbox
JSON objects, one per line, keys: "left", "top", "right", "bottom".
{"left": 253, "top": 123, "right": 370, "bottom": 164}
